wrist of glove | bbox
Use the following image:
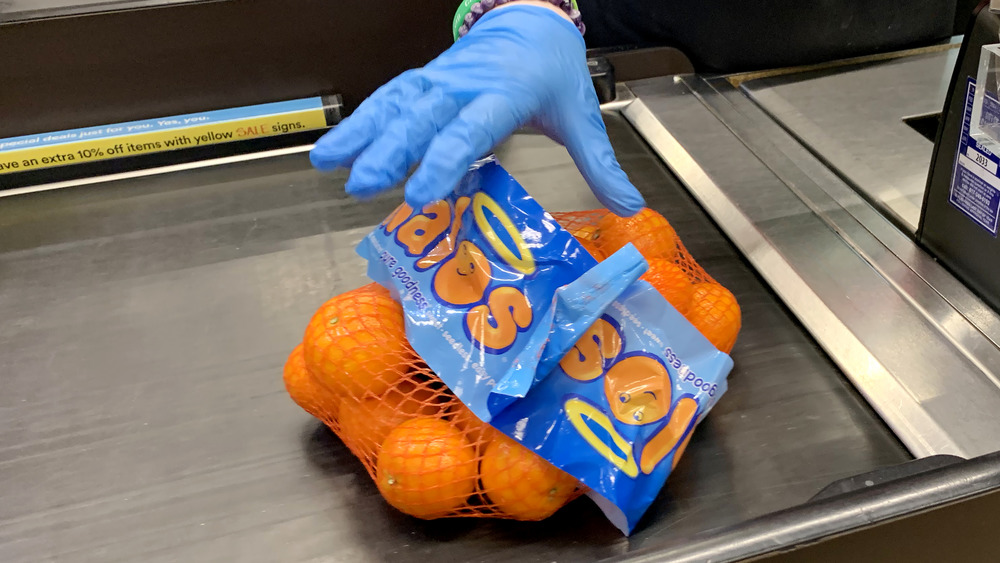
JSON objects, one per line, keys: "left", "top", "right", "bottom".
{"left": 309, "top": 5, "right": 644, "bottom": 217}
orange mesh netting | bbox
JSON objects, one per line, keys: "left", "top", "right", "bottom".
{"left": 553, "top": 208, "right": 741, "bottom": 354}
{"left": 283, "top": 207, "right": 741, "bottom": 522}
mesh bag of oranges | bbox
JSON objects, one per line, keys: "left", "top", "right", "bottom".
{"left": 284, "top": 157, "right": 738, "bottom": 534}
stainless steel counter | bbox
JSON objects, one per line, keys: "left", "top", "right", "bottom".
{"left": 740, "top": 46, "right": 959, "bottom": 233}
{"left": 0, "top": 115, "right": 907, "bottom": 562}
{"left": 0, "top": 0, "right": 193, "bottom": 21}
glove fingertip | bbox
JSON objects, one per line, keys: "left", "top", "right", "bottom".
{"left": 404, "top": 171, "right": 455, "bottom": 210}
{"left": 345, "top": 164, "right": 398, "bottom": 198}
{"left": 346, "top": 185, "right": 384, "bottom": 201}
{"left": 586, "top": 155, "right": 645, "bottom": 216}
{"left": 403, "top": 179, "right": 436, "bottom": 210}
{"left": 309, "top": 148, "right": 340, "bottom": 172}
{"left": 606, "top": 182, "right": 645, "bottom": 217}
{"left": 403, "top": 190, "right": 427, "bottom": 211}
{"left": 310, "top": 132, "right": 354, "bottom": 171}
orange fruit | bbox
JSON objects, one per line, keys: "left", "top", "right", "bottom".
{"left": 595, "top": 208, "right": 678, "bottom": 262}
{"left": 303, "top": 283, "right": 414, "bottom": 399}
{"left": 575, "top": 235, "right": 606, "bottom": 261}
{"left": 641, "top": 259, "right": 694, "bottom": 315}
{"left": 687, "top": 283, "right": 741, "bottom": 353}
{"left": 376, "top": 418, "right": 477, "bottom": 518}
{"left": 480, "top": 432, "right": 579, "bottom": 520}
{"left": 569, "top": 224, "right": 599, "bottom": 241}
{"left": 447, "top": 401, "right": 497, "bottom": 450}
{"left": 337, "top": 376, "right": 451, "bottom": 461}
{"left": 283, "top": 343, "right": 340, "bottom": 422}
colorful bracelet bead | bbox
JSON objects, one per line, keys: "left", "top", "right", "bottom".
{"left": 452, "top": 0, "right": 585, "bottom": 41}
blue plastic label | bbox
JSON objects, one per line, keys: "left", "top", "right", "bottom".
{"left": 358, "top": 158, "right": 636, "bottom": 419}
{"left": 950, "top": 78, "right": 1000, "bottom": 236}
{"left": 357, "top": 157, "right": 733, "bottom": 534}
{"left": 488, "top": 280, "right": 731, "bottom": 533}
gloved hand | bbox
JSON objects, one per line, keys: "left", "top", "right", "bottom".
{"left": 309, "top": 5, "right": 645, "bottom": 216}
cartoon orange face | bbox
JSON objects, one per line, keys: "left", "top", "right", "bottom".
{"left": 604, "top": 355, "right": 672, "bottom": 425}
{"left": 433, "top": 240, "right": 493, "bottom": 306}
{"left": 560, "top": 318, "right": 622, "bottom": 381}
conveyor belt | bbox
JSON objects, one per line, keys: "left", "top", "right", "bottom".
{"left": 0, "top": 114, "right": 909, "bottom": 562}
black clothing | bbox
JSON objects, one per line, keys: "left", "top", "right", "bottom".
{"left": 577, "top": 0, "right": 962, "bottom": 73}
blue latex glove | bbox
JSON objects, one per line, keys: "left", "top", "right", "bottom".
{"left": 309, "top": 5, "right": 645, "bottom": 216}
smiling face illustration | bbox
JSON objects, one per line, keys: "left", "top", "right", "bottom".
{"left": 604, "top": 355, "right": 672, "bottom": 425}
{"left": 560, "top": 318, "right": 622, "bottom": 382}
{"left": 432, "top": 240, "right": 494, "bottom": 306}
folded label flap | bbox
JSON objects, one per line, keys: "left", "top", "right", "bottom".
{"left": 537, "top": 244, "right": 648, "bottom": 379}
{"left": 484, "top": 245, "right": 647, "bottom": 417}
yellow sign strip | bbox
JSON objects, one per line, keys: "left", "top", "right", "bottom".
{"left": 0, "top": 108, "right": 328, "bottom": 174}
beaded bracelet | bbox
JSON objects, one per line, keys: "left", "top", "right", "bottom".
{"left": 452, "top": 0, "right": 585, "bottom": 41}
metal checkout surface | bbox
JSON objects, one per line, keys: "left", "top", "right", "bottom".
{"left": 5, "top": 2, "right": 1000, "bottom": 562}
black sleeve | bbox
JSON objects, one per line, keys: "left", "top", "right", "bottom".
{"left": 576, "top": 0, "right": 959, "bottom": 73}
